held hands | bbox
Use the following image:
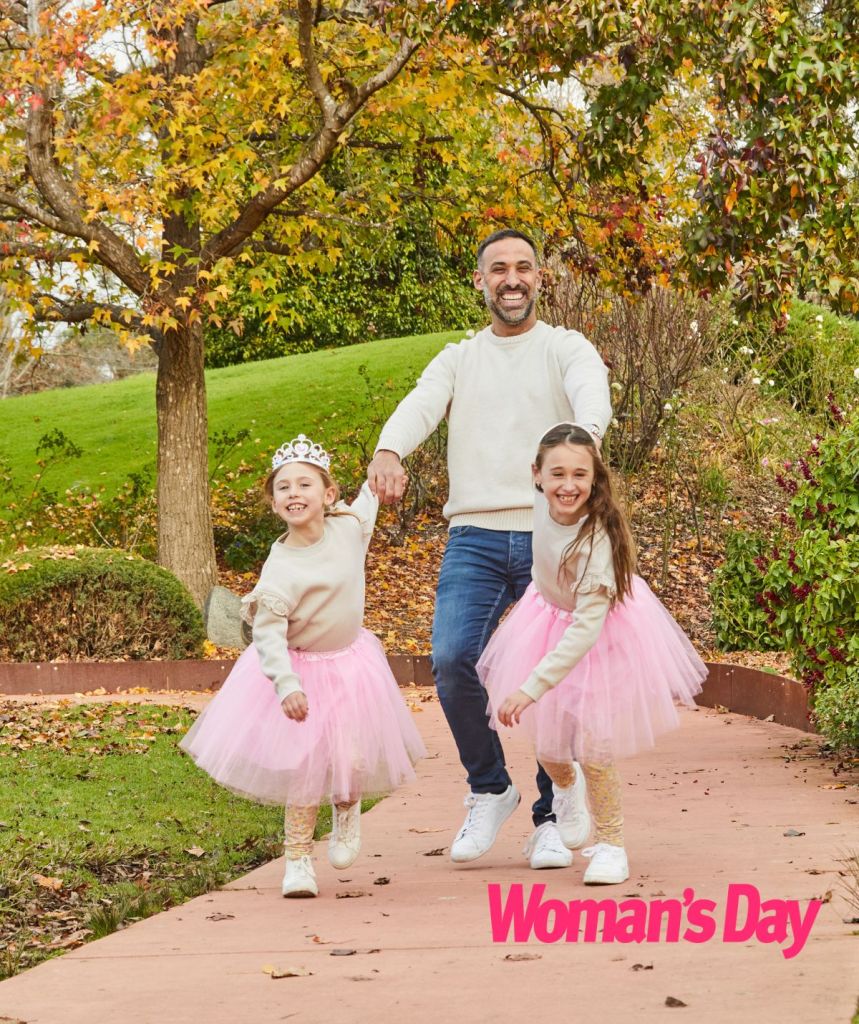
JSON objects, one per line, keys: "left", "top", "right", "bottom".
{"left": 367, "top": 449, "right": 408, "bottom": 505}
{"left": 281, "top": 691, "right": 309, "bottom": 722}
{"left": 497, "top": 690, "right": 535, "bottom": 727}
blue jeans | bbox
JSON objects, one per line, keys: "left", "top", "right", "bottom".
{"left": 431, "top": 526, "right": 555, "bottom": 826}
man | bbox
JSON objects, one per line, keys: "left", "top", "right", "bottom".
{"left": 368, "top": 229, "right": 611, "bottom": 868}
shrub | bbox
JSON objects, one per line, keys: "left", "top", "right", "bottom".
{"left": 0, "top": 547, "right": 205, "bottom": 661}
{"left": 712, "top": 407, "right": 858, "bottom": 747}
{"left": 710, "top": 530, "right": 782, "bottom": 652}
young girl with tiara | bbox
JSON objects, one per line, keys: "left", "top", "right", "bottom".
{"left": 477, "top": 423, "right": 707, "bottom": 884}
{"left": 181, "top": 434, "right": 426, "bottom": 898}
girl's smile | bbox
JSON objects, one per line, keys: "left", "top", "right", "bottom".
{"left": 533, "top": 443, "right": 595, "bottom": 526}
{"left": 270, "top": 463, "right": 336, "bottom": 545}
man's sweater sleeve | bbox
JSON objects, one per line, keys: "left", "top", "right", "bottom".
{"left": 252, "top": 604, "right": 303, "bottom": 700}
{"left": 374, "top": 344, "right": 458, "bottom": 460}
{"left": 519, "top": 588, "right": 612, "bottom": 702}
{"left": 562, "top": 334, "right": 612, "bottom": 440}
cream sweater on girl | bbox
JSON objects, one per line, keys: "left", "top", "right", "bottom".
{"left": 240, "top": 482, "right": 378, "bottom": 700}
{"left": 518, "top": 490, "right": 618, "bottom": 703}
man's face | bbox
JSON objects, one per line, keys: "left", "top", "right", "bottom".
{"left": 473, "top": 237, "right": 542, "bottom": 334}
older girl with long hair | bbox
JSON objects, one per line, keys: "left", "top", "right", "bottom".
{"left": 477, "top": 424, "right": 706, "bottom": 884}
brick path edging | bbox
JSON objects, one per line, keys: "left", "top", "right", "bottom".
{"left": 0, "top": 658, "right": 814, "bottom": 733}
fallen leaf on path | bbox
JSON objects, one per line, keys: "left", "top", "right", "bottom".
{"left": 783, "top": 830, "right": 805, "bottom": 837}
{"left": 335, "top": 890, "right": 370, "bottom": 899}
{"left": 262, "top": 965, "right": 312, "bottom": 979}
{"left": 206, "top": 913, "right": 235, "bottom": 922}
{"left": 665, "top": 996, "right": 687, "bottom": 1007}
{"left": 423, "top": 848, "right": 446, "bottom": 856}
{"left": 631, "top": 963, "right": 654, "bottom": 971}
{"left": 184, "top": 846, "right": 205, "bottom": 857}
{"left": 503, "top": 953, "right": 541, "bottom": 962}
{"left": 373, "top": 877, "right": 390, "bottom": 886}
{"left": 409, "top": 827, "right": 444, "bottom": 834}
{"left": 330, "top": 949, "right": 357, "bottom": 956}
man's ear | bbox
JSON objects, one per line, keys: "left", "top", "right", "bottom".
{"left": 472, "top": 267, "right": 484, "bottom": 292}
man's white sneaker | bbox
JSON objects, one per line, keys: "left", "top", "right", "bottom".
{"left": 328, "top": 801, "right": 361, "bottom": 870}
{"left": 281, "top": 855, "right": 318, "bottom": 897}
{"left": 523, "top": 821, "right": 573, "bottom": 870}
{"left": 449, "top": 784, "right": 520, "bottom": 863}
{"left": 582, "top": 843, "right": 629, "bottom": 885}
{"left": 552, "top": 764, "right": 591, "bottom": 849}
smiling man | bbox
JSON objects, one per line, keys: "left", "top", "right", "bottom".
{"left": 367, "top": 228, "right": 611, "bottom": 870}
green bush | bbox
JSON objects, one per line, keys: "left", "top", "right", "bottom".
{"left": 711, "top": 530, "right": 782, "bottom": 652}
{"left": 204, "top": 227, "right": 480, "bottom": 367}
{"left": 712, "top": 408, "right": 859, "bottom": 747}
{"left": 0, "top": 547, "right": 205, "bottom": 661}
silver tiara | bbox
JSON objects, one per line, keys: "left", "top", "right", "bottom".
{"left": 271, "top": 434, "right": 331, "bottom": 472}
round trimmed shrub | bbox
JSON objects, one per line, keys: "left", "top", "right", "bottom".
{"left": 0, "top": 547, "right": 205, "bottom": 661}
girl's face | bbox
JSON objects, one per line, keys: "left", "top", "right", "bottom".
{"left": 270, "top": 463, "right": 336, "bottom": 529}
{"left": 533, "top": 443, "right": 595, "bottom": 525}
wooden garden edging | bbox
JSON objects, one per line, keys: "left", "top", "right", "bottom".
{"left": 0, "top": 658, "right": 814, "bottom": 734}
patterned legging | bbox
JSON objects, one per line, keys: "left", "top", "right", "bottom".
{"left": 283, "top": 801, "right": 358, "bottom": 859}
{"left": 542, "top": 760, "right": 624, "bottom": 847}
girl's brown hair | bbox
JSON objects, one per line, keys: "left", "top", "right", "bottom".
{"left": 263, "top": 462, "right": 356, "bottom": 520}
{"left": 535, "top": 424, "right": 636, "bottom": 604}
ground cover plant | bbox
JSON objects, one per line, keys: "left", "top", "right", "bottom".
{"left": 0, "top": 699, "right": 354, "bottom": 979}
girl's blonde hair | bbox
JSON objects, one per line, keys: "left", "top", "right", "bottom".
{"left": 535, "top": 424, "right": 636, "bottom": 605}
{"left": 263, "top": 462, "right": 355, "bottom": 520}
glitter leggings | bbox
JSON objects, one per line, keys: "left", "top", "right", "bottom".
{"left": 542, "top": 761, "right": 624, "bottom": 847}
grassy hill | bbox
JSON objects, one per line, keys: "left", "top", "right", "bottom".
{"left": 0, "top": 330, "right": 460, "bottom": 499}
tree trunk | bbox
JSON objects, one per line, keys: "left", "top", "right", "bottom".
{"left": 155, "top": 318, "right": 217, "bottom": 607}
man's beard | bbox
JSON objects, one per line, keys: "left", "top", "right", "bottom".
{"left": 483, "top": 284, "right": 536, "bottom": 326}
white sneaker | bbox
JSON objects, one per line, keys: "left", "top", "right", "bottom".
{"left": 281, "top": 855, "right": 318, "bottom": 897}
{"left": 523, "top": 821, "right": 573, "bottom": 870}
{"left": 552, "top": 763, "right": 592, "bottom": 849}
{"left": 328, "top": 801, "right": 361, "bottom": 869}
{"left": 449, "top": 784, "right": 521, "bottom": 863}
{"left": 582, "top": 843, "right": 629, "bottom": 885}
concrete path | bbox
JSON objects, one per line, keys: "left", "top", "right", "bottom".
{"left": 1, "top": 696, "right": 857, "bottom": 1024}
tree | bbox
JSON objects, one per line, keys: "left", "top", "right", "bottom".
{"left": 9, "top": 0, "right": 840, "bottom": 604}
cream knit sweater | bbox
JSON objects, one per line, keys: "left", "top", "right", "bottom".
{"left": 375, "top": 321, "right": 611, "bottom": 531}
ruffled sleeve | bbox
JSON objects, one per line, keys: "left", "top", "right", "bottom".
{"left": 241, "top": 588, "right": 303, "bottom": 699}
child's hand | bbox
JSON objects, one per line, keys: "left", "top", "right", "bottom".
{"left": 281, "top": 692, "right": 309, "bottom": 722}
{"left": 497, "top": 690, "right": 535, "bottom": 727}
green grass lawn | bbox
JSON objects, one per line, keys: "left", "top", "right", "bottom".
{"left": 0, "top": 330, "right": 459, "bottom": 500}
{"left": 0, "top": 700, "right": 371, "bottom": 979}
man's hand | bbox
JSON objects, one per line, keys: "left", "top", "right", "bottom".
{"left": 368, "top": 449, "right": 408, "bottom": 505}
{"left": 497, "top": 690, "right": 535, "bottom": 727}
{"left": 281, "top": 691, "right": 309, "bottom": 722}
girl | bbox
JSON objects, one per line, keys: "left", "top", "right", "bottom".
{"left": 477, "top": 423, "right": 707, "bottom": 884}
{"left": 181, "top": 434, "right": 426, "bottom": 898}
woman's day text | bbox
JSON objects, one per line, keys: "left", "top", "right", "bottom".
{"left": 488, "top": 883, "right": 823, "bottom": 959}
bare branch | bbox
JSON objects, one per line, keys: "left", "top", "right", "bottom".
{"left": 0, "top": 240, "right": 91, "bottom": 260}
{"left": 297, "top": 0, "right": 337, "bottom": 120}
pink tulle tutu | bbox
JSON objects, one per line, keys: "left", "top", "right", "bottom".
{"left": 180, "top": 629, "right": 426, "bottom": 806}
{"left": 477, "top": 579, "right": 707, "bottom": 764}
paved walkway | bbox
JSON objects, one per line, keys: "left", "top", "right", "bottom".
{"left": 1, "top": 696, "right": 857, "bottom": 1024}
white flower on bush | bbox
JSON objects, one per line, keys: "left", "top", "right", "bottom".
{"left": 784, "top": 313, "right": 790, "bottom": 321}
{"left": 815, "top": 314, "right": 824, "bottom": 324}
{"left": 752, "top": 376, "right": 761, "bottom": 385}
{"left": 690, "top": 319, "right": 699, "bottom": 336}
{"left": 663, "top": 402, "right": 673, "bottom": 413}
{"left": 768, "top": 379, "right": 775, "bottom": 386}
{"left": 738, "top": 345, "right": 754, "bottom": 356}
